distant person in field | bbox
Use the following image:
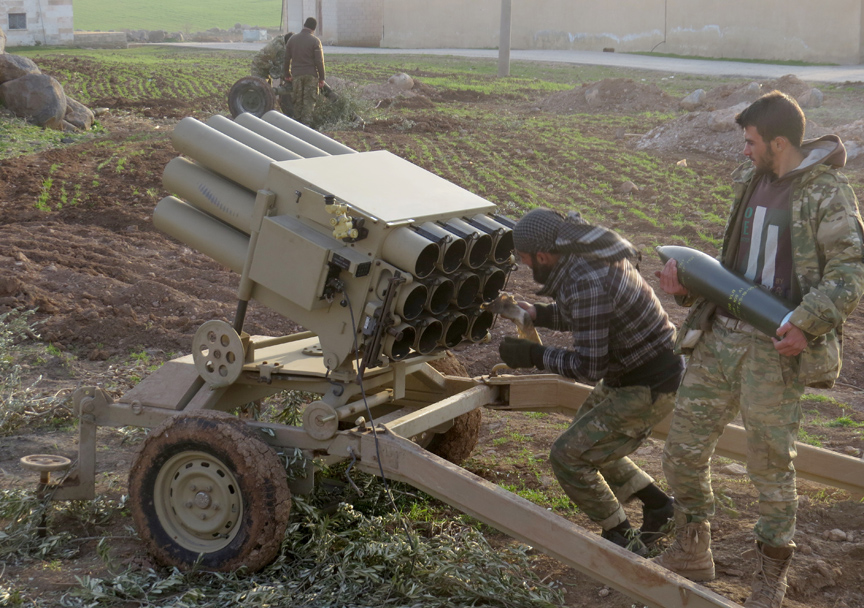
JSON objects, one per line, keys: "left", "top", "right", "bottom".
{"left": 251, "top": 33, "right": 293, "bottom": 82}
{"left": 283, "top": 17, "right": 325, "bottom": 126}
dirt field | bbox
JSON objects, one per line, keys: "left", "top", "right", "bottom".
{"left": 2, "top": 51, "right": 864, "bottom": 608}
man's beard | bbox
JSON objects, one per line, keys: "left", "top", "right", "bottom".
{"left": 754, "top": 145, "right": 776, "bottom": 175}
{"left": 531, "top": 255, "right": 554, "bottom": 284}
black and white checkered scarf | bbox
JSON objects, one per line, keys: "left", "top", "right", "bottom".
{"left": 513, "top": 208, "right": 639, "bottom": 264}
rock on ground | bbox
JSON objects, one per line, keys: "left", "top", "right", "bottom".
{"left": 0, "top": 54, "right": 41, "bottom": 84}
{"left": 0, "top": 72, "right": 67, "bottom": 129}
{"left": 64, "top": 96, "right": 96, "bottom": 130}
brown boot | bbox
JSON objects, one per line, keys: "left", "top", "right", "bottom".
{"left": 744, "top": 541, "right": 794, "bottom": 608}
{"left": 650, "top": 511, "right": 715, "bottom": 581}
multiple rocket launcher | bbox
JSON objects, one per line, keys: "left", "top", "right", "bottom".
{"left": 155, "top": 111, "right": 515, "bottom": 374}
{"left": 156, "top": 109, "right": 795, "bottom": 377}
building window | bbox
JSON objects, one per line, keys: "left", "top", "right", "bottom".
{"left": 9, "top": 13, "right": 27, "bottom": 30}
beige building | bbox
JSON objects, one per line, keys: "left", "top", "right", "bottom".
{"left": 1, "top": 0, "right": 73, "bottom": 47}
{"left": 297, "top": 0, "right": 864, "bottom": 65}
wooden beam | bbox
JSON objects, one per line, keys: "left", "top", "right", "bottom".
{"left": 358, "top": 431, "right": 744, "bottom": 608}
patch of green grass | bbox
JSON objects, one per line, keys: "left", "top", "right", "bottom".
{"left": 797, "top": 427, "right": 826, "bottom": 447}
{"left": 499, "top": 483, "right": 576, "bottom": 512}
{"left": 825, "top": 416, "right": 864, "bottom": 429}
{"left": 801, "top": 393, "right": 845, "bottom": 406}
{"left": 629, "top": 51, "right": 837, "bottom": 67}
{"left": 524, "top": 412, "right": 549, "bottom": 419}
{"left": 0, "top": 114, "right": 101, "bottom": 161}
{"left": 72, "top": 0, "right": 281, "bottom": 33}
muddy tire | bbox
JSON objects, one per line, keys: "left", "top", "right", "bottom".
{"left": 424, "top": 408, "right": 482, "bottom": 465}
{"left": 128, "top": 410, "right": 291, "bottom": 572}
{"left": 228, "top": 76, "right": 277, "bottom": 118}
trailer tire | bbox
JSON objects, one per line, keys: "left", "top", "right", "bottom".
{"left": 228, "top": 76, "right": 277, "bottom": 118}
{"left": 128, "top": 410, "right": 291, "bottom": 572}
{"left": 425, "top": 408, "right": 481, "bottom": 465}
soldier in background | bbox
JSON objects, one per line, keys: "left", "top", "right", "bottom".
{"left": 654, "top": 91, "right": 864, "bottom": 608}
{"left": 283, "top": 17, "right": 325, "bottom": 126}
{"left": 251, "top": 33, "right": 292, "bottom": 82}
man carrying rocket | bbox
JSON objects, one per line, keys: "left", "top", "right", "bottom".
{"left": 654, "top": 91, "right": 864, "bottom": 608}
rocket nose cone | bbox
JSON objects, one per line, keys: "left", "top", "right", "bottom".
{"left": 655, "top": 245, "right": 671, "bottom": 264}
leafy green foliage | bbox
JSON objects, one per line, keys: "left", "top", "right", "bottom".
{"left": 0, "top": 475, "right": 562, "bottom": 608}
{"left": 0, "top": 112, "right": 102, "bottom": 160}
{"left": 0, "top": 310, "right": 74, "bottom": 436}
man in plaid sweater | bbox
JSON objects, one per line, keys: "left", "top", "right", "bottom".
{"left": 499, "top": 208, "right": 683, "bottom": 554}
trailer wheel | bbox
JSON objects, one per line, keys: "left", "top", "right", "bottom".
{"left": 228, "top": 76, "right": 277, "bottom": 118}
{"left": 128, "top": 411, "right": 291, "bottom": 572}
{"left": 424, "top": 408, "right": 482, "bottom": 465}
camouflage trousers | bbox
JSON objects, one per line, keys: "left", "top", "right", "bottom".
{"left": 292, "top": 74, "right": 319, "bottom": 125}
{"left": 662, "top": 319, "right": 804, "bottom": 546}
{"left": 550, "top": 381, "right": 676, "bottom": 529}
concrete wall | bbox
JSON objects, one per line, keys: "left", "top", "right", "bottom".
{"left": 73, "top": 31, "right": 128, "bottom": 49}
{"left": 1, "top": 0, "right": 74, "bottom": 47}
{"left": 333, "top": 0, "right": 382, "bottom": 47}
{"left": 372, "top": 0, "right": 864, "bottom": 65}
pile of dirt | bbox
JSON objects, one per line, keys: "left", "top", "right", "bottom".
{"left": 700, "top": 74, "right": 814, "bottom": 111}
{"left": 538, "top": 78, "right": 678, "bottom": 114}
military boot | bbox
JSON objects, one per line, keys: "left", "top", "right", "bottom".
{"left": 744, "top": 541, "right": 794, "bottom": 608}
{"left": 650, "top": 511, "right": 715, "bottom": 581}
{"left": 640, "top": 497, "right": 675, "bottom": 546}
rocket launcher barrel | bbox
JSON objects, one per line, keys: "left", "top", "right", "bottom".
{"left": 154, "top": 196, "right": 248, "bottom": 272}
{"left": 162, "top": 157, "right": 256, "bottom": 234}
{"left": 235, "top": 112, "right": 329, "bottom": 159}
{"left": 656, "top": 245, "right": 794, "bottom": 338}
{"left": 205, "top": 115, "right": 303, "bottom": 162}
{"left": 160, "top": 112, "right": 513, "bottom": 372}
{"left": 172, "top": 117, "right": 273, "bottom": 191}
{"left": 261, "top": 110, "right": 357, "bottom": 156}
{"left": 418, "top": 222, "right": 468, "bottom": 274}
{"left": 441, "top": 312, "right": 469, "bottom": 348}
{"left": 443, "top": 218, "right": 494, "bottom": 269}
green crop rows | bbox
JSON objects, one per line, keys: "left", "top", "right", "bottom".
{"left": 7, "top": 47, "right": 742, "bottom": 252}
{"left": 72, "top": 0, "right": 282, "bottom": 33}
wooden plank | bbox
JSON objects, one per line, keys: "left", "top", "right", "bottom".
{"left": 385, "top": 384, "right": 497, "bottom": 439}
{"left": 358, "top": 431, "right": 743, "bottom": 608}
{"left": 651, "top": 415, "right": 864, "bottom": 496}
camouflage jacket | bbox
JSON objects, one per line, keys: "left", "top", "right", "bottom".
{"left": 251, "top": 37, "right": 286, "bottom": 80}
{"left": 675, "top": 136, "right": 864, "bottom": 388}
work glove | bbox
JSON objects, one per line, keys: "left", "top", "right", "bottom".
{"left": 499, "top": 337, "right": 547, "bottom": 369}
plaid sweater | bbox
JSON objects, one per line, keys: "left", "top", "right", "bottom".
{"left": 535, "top": 253, "right": 676, "bottom": 384}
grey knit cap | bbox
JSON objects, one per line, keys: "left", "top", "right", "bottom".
{"left": 512, "top": 208, "right": 565, "bottom": 254}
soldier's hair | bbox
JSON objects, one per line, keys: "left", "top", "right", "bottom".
{"left": 735, "top": 91, "right": 805, "bottom": 147}
{"left": 284, "top": 32, "right": 294, "bottom": 43}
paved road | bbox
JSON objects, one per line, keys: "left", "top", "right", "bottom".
{"left": 163, "top": 42, "right": 864, "bottom": 83}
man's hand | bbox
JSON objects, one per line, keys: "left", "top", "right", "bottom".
{"left": 318, "top": 79, "right": 326, "bottom": 88}
{"left": 516, "top": 301, "right": 537, "bottom": 320}
{"left": 499, "top": 336, "right": 546, "bottom": 369}
{"left": 773, "top": 322, "right": 808, "bottom": 357}
{"left": 655, "top": 259, "right": 689, "bottom": 296}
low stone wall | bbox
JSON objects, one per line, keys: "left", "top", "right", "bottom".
{"left": 73, "top": 32, "right": 128, "bottom": 50}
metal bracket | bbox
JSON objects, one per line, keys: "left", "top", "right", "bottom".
{"left": 258, "top": 361, "right": 284, "bottom": 384}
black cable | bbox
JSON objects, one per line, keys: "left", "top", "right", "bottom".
{"left": 340, "top": 288, "right": 419, "bottom": 557}
{"left": 650, "top": 0, "right": 668, "bottom": 53}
